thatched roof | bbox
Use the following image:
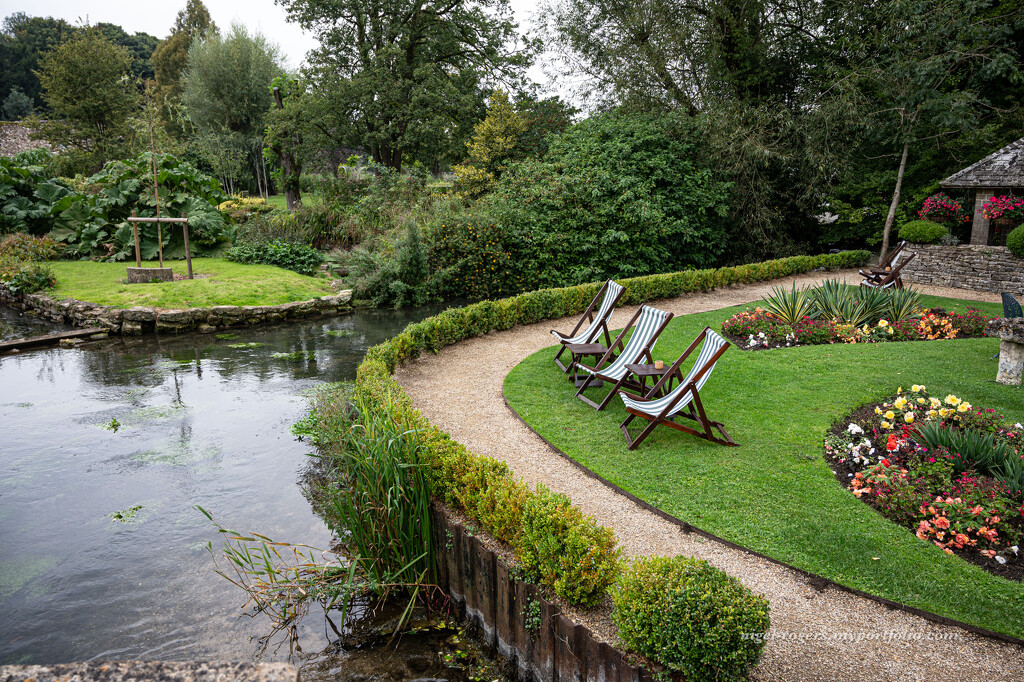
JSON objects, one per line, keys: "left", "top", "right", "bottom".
{"left": 941, "top": 137, "right": 1024, "bottom": 189}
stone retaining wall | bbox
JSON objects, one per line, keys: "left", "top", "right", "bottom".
{"left": 903, "top": 243, "right": 1024, "bottom": 295}
{"left": 0, "top": 283, "right": 353, "bottom": 335}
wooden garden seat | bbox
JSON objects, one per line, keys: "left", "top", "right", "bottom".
{"left": 551, "top": 280, "right": 625, "bottom": 372}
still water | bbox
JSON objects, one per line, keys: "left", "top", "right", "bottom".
{"left": 0, "top": 306, "right": 447, "bottom": 666}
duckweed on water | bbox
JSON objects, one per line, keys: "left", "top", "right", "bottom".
{"left": 325, "top": 329, "right": 356, "bottom": 337}
{"left": 109, "top": 505, "right": 143, "bottom": 523}
{"left": 227, "top": 342, "right": 264, "bottom": 349}
{"left": 272, "top": 350, "right": 316, "bottom": 361}
{"left": 216, "top": 333, "right": 238, "bottom": 340}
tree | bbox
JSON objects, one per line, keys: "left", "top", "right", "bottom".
{"left": 182, "top": 23, "right": 284, "bottom": 194}
{"left": 0, "top": 13, "right": 76, "bottom": 109}
{"left": 265, "top": 76, "right": 309, "bottom": 209}
{"left": 278, "top": 0, "right": 534, "bottom": 170}
{"left": 827, "top": 0, "right": 1021, "bottom": 259}
{"left": 151, "top": 0, "right": 217, "bottom": 133}
{"left": 3, "top": 85, "right": 32, "bottom": 119}
{"left": 31, "top": 27, "right": 140, "bottom": 174}
{"left": 96, "top": 23, "right": 160, "bottom": 81}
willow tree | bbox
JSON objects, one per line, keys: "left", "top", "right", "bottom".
{"left": 277, "top": 0, "right": 533, "bottom": 170}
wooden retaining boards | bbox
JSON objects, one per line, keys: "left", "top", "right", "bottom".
{"left": 0, "top": 327, "right": 108, "bottom": 354}
{"left": 432, "top": 506, "right": 659, "bottom": 682}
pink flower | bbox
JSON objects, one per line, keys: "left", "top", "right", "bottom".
{"left": 934, "top": 517, "right": 950, "bottom": 530}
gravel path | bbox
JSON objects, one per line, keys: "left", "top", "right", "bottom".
{"left": 395, "top": 271, "right": 1023, "bottom": 681}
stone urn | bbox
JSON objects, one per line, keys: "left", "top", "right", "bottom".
{"left": 985, "top": 317, "right": 1024, "bottom": 385}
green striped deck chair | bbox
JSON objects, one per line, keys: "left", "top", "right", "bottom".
{"left": 619, "top": 326, "right": 736, "bottom": 449}
{"left": 574, "top": 305, "right": 674, "bottom": 410}
{"left": 551, "top": 280, "right": 625, "bottom": 371}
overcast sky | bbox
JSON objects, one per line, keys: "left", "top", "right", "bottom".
{"left": 2, "top": 0, "right": 548, "bottom": 77}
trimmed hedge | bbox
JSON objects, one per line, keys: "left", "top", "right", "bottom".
{"left": 611, "top": 556, "right": 770, "bottom": 681}
{"left": 345, "top": 252, "right": 865, "bottom": 658}
{"left": 1008, "top": 225, "right": 1024, "bottom": 258}
{"left": 899, "top": 220, "right": 947, "bottom": 244}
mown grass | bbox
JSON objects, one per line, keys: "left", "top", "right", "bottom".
{"left": 504, "top": 293, "right": 1024, "bottom": 638}
{"left": 47, "top": 258, "right": 335, "bottom": 309}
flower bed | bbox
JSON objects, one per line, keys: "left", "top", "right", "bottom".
{"left": 723, "top": 306, "right": 992, "bottom": 350}
{"left": 824, "top": 385, "right": 1023, "bottom": 581}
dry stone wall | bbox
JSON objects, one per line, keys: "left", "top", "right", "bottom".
{"left": 902, "top": 243, "right": 1024, "bottom": 296}
{"left": 0, "top": 283, "right": 353, "bottom": 335}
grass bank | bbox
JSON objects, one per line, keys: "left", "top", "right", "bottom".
{"left": 503, "top": 293, "right": 1024, "bottom": 638}
{"left": 47, "top": 258, "right": 335, "bottom": 309}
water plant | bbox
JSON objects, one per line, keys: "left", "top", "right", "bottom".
{"left": 109, "top": 505, "right": 142, "bottom": 523}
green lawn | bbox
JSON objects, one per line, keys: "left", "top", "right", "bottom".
{"left": 504, "top": 294, "right": 1024, "bottom": 638}
{"left": 47, "top": 258, "right": 335, "bottom": 309}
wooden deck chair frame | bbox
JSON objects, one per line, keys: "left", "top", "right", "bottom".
{"left": 574, "top": 306, "right": 674, "bottom": 411}
{"left": 619, "top": 327, "right": 736, "bottom": 450}
{"left": 860, "top": 251, "right": 916, "bottom": 289}
{"left": 551, "top": 280, "right": 626, "bottom": 372}
{"left": 859, "top": 240, "right": 907, "bottom": 280}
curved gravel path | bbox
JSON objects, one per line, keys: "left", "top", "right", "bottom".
{"left": 395, "top": 271, "right": 1023, "bottom": 681}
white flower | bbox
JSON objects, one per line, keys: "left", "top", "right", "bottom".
{"left": 996, "top": 556, "right": 1007, "bottom": 565}
{"left": 1012, "top": 546, "right": 1019, "bottom": 555}
{"left": 758, "top": 332, "right": 766, "bottom": 339}
{"left": 1016, "top": 423, "right": 1023, "bottom": 430}
{"left": 847, "top": 423, "right": 864, "bottom": 435}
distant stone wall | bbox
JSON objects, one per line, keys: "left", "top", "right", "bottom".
{"left": 903, "top": 243, "right": 1024, "bottom": 296}
{"left": 0, "top": 121, "right": 49, "bottom": 157}
{"left": 0, "top": 284, "right": 353, "bottom": 335}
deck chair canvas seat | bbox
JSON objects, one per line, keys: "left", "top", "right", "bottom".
{"left": 619, "top": 327, "right": 736, "bottom": 450}
{"left": 860, "top": 251, "right": 916, "bottom": 289}
{"left": 859, "top": 240, "right": 907, "bottom": 280}
{"left": 574, "top": 305, "right": 673, "bottom": 410}
{"left": 1002, "top": 292, "right": 1022, "bottom": 319}
{"left": 551, "top": 280, "right": 625, "bottom": 372}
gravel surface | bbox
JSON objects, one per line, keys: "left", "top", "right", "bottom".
{"left": 395, "top": 271, "right": 1024, "bottom": 681}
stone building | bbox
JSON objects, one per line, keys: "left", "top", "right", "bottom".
{"left": 941, "top": 137, "right": 1024, "bottom": 245}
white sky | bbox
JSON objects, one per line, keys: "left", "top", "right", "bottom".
{"left": 1, "top": 0, "right": 549, "bottom": 79}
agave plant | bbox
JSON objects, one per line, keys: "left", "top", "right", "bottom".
{"left": 812, "top": 279, "right": 849, "bottom": 321}
{"left": 885, "top": 287, "right": 923, "bottom": 322}
{"left": 761, "top": 283, "right": 815, "bottom": 325}
{"left": 848, "top": 286, "right": 891, "bottom": 327}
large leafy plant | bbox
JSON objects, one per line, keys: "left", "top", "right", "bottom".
{"left": 0, "top": 148, "right": 76, "bottom": 236}
{"left": 49, "top": 153, "right": 232, "bottom": 260}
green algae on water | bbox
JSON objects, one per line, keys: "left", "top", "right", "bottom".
{"left": 272, "top": 350, "right": 316, "bottom": 361}
{"left": 227, "top": 342, "right": 264, "bottom": 349}
{"left": 109, "top": 505, "right": 143, "bottom": 523}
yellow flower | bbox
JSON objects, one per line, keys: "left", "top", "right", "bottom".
{"left": 884, "top": 410, "right": 896, "bottom": 420}
{"left": 879, "top": 319, "right": 890, "bottom": 327}
{"left": 911, "top": 384, "right": 922, "bottom": 392}
{"left": 894, "top": 397, "right": 907, "bottom": 409}
{"left": 945, "top": 395, "right": 961, "bottom": 406}
{"left": 927, "top": 409, "right": 938, "bottom": 419}
{"left": 938, "top": 408, "right": 951, "bottom": 418}
{"left": 958, "top": 402, "right": 971, "bottom": 413}
{"left": 929, "top": 397, "right": 941, "bottom": 409}
{"left": 917, "top": 398, "right": 926, "bottom": 405}
{"left": 897, "top": 387, "right": 903, "bottom": 394}
{"left": 875, "top": 407, "right": 882, "bottom": 415}
{"left": 881, "top": 421, "right": 892, "bottom": 429}
{"left": 904, "top": 413, "right": 915, "bottom": 424}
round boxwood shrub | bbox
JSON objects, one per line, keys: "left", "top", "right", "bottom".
{"left": 611, "top": 556, "right": 770, "bottom": 681}
{"left": 1007, "top": 225, "right": 1024, "bottom": 258}
{"left": 898, "top": 220, "right": 947, "bottom": 244}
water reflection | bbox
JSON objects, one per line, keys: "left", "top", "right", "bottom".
{"left": 0, "top": 305, "right": 74, "bottom": 342}
{"left": 0, "top": 303, "right": 449, "bottom": 665}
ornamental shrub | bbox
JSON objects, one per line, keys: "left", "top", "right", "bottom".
{"left": 517, "top": 485, "right": 621, "bottom": 607}
{"left": 899, "top": 220, "right": 947, "bottom": 244}
{"left": 1007, "top": 225, "right": 1024, "bottom": 258}
{"left": 224, "top": 239, "right": 324, "bottom": 276}
{"left": 612, "top": 556, "right": 770, "bottom": 681}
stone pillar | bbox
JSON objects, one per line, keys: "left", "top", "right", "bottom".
{"left": 986, "top": 318, "right": 1024, "bottom": 386}
{"left": 970, "top": 188, "right": 995, "bottom": 245}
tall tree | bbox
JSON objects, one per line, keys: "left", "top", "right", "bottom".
{"left": 151, "top": 0, "right": 217, "bottom": 132}
{"left": 182, "top": 23, "right": 284, "bottom": 194}
{"left": 827, "top": 0, "right": 1021, "bottom": 259}
{"left": 31, "top": 27, "right": 140, "bottom": 173}
{"left": 278, "top": 0, "right": 534, "bottom": 170}
{"left": 0, "top": 13, "right": 75, "bottom": 109}
{"left": 96, "top": 23, "right": 160, "bottom": 81}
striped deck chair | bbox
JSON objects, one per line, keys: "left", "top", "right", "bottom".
{"left": 618, "top": 327, "right": 736, "bottom": 449}
{"left": 860, "top": 251, "right": 916, "bottom": 289}
{"left": 551, "top": 280, "right": 625, "bottom": 371}
{"left": 574, "top": 305, "right": 674, "bottom": 410}
{"left": 859, "top": 240, "right": 907, "bottom": 280}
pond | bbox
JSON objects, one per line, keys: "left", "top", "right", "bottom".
{"left": 0, "top": 304, "right": 490, "bottom": 674}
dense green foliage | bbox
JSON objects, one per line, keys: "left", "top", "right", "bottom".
{"left": 225, "top": 238, "right": 324, "bottom": 276}
{"left": 612, "top": 556, "right": 770, "bottom": 680}
{"left": 0, "top": 148, "right": 73, "bottom": 235}
{"left": 898, "top": 220, "right": 948, "bottom": 244}
{"left": 0, "top": 233, "right": 60, "bottom": 294}
{"left": 492, "top": 113, "right": 730, "bottom": 286}
{"left": 2, "top": 86, "right": 32, "bottom": 120}
{"left": 1007, "top": 225, "right": 1024, "bottom": 258}
{"left": 48, "top": 153, "right": 231, "bottom": 260}
{"left": 151, "top": 0, "right": 218, "bottom": 135}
